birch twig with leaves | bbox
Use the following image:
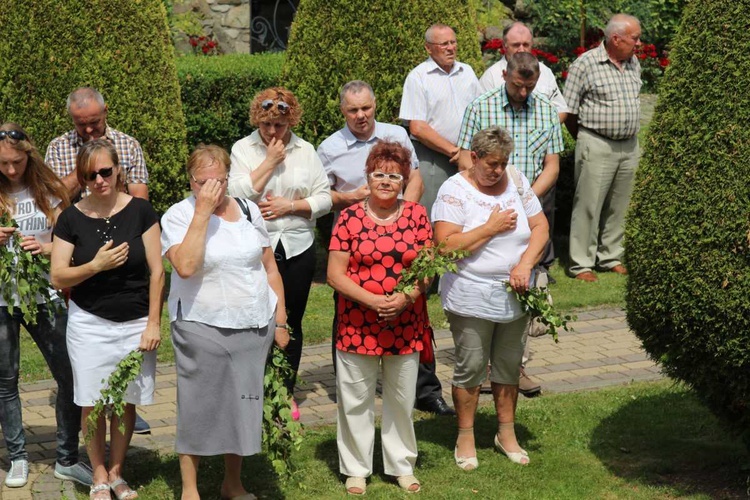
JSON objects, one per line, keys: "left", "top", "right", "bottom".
{"left": 0, "top": 212, "right": 60, "bottom": 324}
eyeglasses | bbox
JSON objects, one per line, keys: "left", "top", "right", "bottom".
{"left": 427, "top": 40, "right": 457, "bottom": 49}
{"left": 191, "top": 174, "right": 228, "bottom": 186}
{"left": 85, "top": 167, "right": 115, "bottom": 182}
{"left": 369, "top": 171, "right": 404, "bottom": 183}
{"left": 261, "top": 99, "right": 290, "bottom": 114}
{"left": 0, "top": 130, "right": 27, "bottom": 142}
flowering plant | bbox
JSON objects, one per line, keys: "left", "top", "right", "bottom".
{"left": 480, "top": 29, "right": 669, "bottom": 92}
{"left": 188, "top": 34, "right": 220, "bottom": 56}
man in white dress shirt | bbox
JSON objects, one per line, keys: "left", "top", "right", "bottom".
{"left": 399, "top": 23, "right": 481, "bottom": 214}
{"left": 479, "top": 22, "right": 568, "bottom": 123}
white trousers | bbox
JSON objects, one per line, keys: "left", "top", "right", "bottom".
{"left": 336, "top": 350, "right": 419, "bottom": 477}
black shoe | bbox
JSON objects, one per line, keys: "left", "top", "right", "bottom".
{"left": 133, "top": 413, "right": 151, "bottom": 434}
{"left": 416, "top": 396, "right": 456, "bottom": 416}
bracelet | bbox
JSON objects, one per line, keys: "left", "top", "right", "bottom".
{"left": 275, "top": 323, "right": 289, "bottom": 330}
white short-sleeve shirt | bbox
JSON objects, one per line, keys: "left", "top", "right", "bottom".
{"left": 432, "top": 171, "right": 542, "bottom": 322}
{"left": 161, "top": 197, "right": 277, "bottom": 329}
{"left": 399, "top": 58, "right": 481, "bottom": 144}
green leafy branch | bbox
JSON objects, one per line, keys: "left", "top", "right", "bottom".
{"left": 393, "top": 242, "right": 469, "bottom": 295}
{"left": 263, "top": 340, "right": 303, "bottom": 477}
{"left": 85, "top": 349, "right": 144, "bottom": 443}
{"left": 0, "top": 212, "right": 60, "bottom": 325}
{"left": 507, "top": 284, "right": 576, "bottom": 343}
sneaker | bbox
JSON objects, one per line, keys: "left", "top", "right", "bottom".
{"left": 54, "top": 461, "right": 93, "bottom": 486}
{"left": 5, "top": 459, "right": 29, "bottom": 488}
{"left": 133, "top": 413, "right": 151, "bottom": 434}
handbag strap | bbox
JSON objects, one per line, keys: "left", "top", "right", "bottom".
{"left": 506, "top": 164, "right": 525, "bottom": 196}
{"left": 235, "top": 197, "right": 252, "bottom": 223}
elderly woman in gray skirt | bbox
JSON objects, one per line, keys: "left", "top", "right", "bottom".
{"left": 161, "top": 144, "right": 288, "bottom": 500}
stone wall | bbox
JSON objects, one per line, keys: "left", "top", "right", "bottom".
{"left": 175, "top": 0, "right": 251, "bottom": 54}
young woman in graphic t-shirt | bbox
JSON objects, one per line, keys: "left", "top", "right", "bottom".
{"left": 0, "top": 123, "right": 95, "bottom": 489}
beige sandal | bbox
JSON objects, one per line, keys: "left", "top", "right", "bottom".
{"left": 454, "top": 427, "right": 478, "bottom": 471}
{"left": 345, "top": 476, "right": 366, "bottom": 495}
{"left": 109, "top": 478, "right": 138, "bottom": 500}
{"left": 90, "top": 483, "right": 111, "bottom": 500}
{"left": 397, "top": 474, "right": 421, "bottom": 493}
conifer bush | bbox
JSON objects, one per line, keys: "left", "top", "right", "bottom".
{"left": 625, "top": 0, "right": 750, "bottom": 448}
{"left": 177, "top": 53, "right": 284, "bottom": 151}
{"left": 281, "top": 0, "right": 483, "bottom": 146}
{"left": 0, "top": 0, "right": 187, "bottom": 213}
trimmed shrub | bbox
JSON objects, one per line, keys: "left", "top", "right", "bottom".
{"left": 528, "top": 0, "right": 687, "bottom": 51}
{"left": 281, "top": 0, "right": 483, "bottom": 147}
{"left": 0, "top": 0, "right": 187, "bottom": 213}
{"left": 176, "top": 53, "right": 284, "bottom": 151}
{"left": 625, "top": 0, "right": 750, "bottom": 448}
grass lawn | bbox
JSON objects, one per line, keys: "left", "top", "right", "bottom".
{"left": 71, "top": 380, "right": 749, "bottom": 499}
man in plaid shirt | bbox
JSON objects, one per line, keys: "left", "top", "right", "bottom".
{"left": 563, "top": 14, "right": 642, "bottom": 282}
{"left": 456, "top": 52, "right": 564, "bottom": 396}
{"left": 45, "top": 87, "right": 149, "bottom": 202}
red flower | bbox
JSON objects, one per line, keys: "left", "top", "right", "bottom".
{"left": 573, "top": 46, "right": 586, "bottom": 56}
{"left": 547, "top": 55, "right": 559, "bottom": 64}
{"left": 482, "top": 38, "right": 503, "bottom": 51}
{"left": 201, "top": 45, "right": 210, "bottom": 54}
{"left": 637, "top": 53, "right": 647, "bottom": 60}
{"left": 659, "top": 57, "right": 670, "bottom": 68}
{"left": 189, "top": 37, "right": 198, "bottom": 47}
{"left": 208, "top": 40, "right": 217, "bottom": 49}
{"left": 562, "top": 71, "right": 568, "bottom": 79}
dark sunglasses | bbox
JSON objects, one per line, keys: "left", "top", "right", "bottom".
{"left": 261, "top": 99, "right": 290, "bottom": 114}
{"left": 0, "top": 130, "right": 27, "bottom": 142}
{"left": 85, "top": 166, "right": 115, "bottom": 182}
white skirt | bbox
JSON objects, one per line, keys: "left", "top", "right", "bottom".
{"left": 66, "top": 301, "right": 156, "bottom": 407}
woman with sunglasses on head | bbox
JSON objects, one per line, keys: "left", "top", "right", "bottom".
{"left": 228, "top": 87, "right": 331, "bottom": 421}
{"left": 326, "top": 141, "right": 433, "bottom": 495}
{"left": 50, "top": 139, "right": 163, "bottom": 500}
{"left": 162, "top": 145, "right": 287, "bottom": 500}
{"left": 0, "top": 123, "right": 95, "bottom": 489}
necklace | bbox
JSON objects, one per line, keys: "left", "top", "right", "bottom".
{"left": 365, "top": 198, "right": 400, "bottom": 223}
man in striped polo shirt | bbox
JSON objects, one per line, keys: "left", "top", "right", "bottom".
{"left": 563, "top": 14, "right": 642, "bottom": 282}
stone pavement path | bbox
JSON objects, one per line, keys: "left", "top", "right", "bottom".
{"left": 0, "top": 307, "right": 663, "bottom": 499}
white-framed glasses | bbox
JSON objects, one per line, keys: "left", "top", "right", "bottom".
{"left": 369, "top": 171, "right": 404, "bottom": 183}
{"left": 191, "top": 174, "right": 228, "bottom": 186}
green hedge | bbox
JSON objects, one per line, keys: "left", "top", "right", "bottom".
{"left": 0, "top": 0, "right": 187, "bottom": 214}
{"left": 625, "top": 0, "right": 750, "bottom": 449}
{"left": 282, "top": 0, "right": 483, "bottom": 147}
{"left": 528, "top": 0, "right": 686, "bottom": 50}
{"left": 176, "top": 53, "right": 284, "bottom": 151}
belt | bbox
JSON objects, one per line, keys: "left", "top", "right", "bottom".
{"left": 580, "top": 126, "right": 636, "bottom": 142}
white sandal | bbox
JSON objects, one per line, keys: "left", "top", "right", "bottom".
{"left": 397, "top": 474, "right": 421, "bottom": 493}
{"left": 494, "top": 434, "right": 530, "bottom": 465}
{"left": 345, "top": 476, "right": 366, "bottom": 495}
{"left": 90, "top": 483, "right": 111, "bottom": 500}
{"left": 109, "top": 478, "right": 138, "bottom": 500}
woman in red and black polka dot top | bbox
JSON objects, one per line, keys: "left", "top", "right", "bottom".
{"left": 327, "top": 141, "right": 431, "bottom": 494}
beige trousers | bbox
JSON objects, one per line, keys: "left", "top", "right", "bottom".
{"left": 568, "top": 128, "right": 639, "bottom": 275}
{"left": 336, "top": 350, "right": 419, "bottom": 477}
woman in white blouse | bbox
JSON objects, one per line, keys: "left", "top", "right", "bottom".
{"left": 162, "top": 145, "right": 288, "bottom": 500}
{"left": 228, "top": 87, "right": 332, "bottom": 420}
{"left": 433, "top": 126, "right": 548, "bottom": 470}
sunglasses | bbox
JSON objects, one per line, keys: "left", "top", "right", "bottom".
{"left": 0, "top": 130, "right": 27, "bottom": 142}
{"left": 191, "top": 174, "right": 228, "bottom": 186}
{"left": 85, "top": 166, "right": 115, "bottom": 182}
{"left": 369, "top": 171, "right": 404, "bottom": 183}
{"left": 261, "top": 99, "right": 290, "bottom": 114}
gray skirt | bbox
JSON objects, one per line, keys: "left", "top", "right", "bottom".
{"left": 171, "top": 309, "right": 274, "bottom": 456}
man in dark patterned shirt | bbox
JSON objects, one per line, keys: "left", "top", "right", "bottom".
{"left": 563, "top": 14, "right": 642, "bottom": 282}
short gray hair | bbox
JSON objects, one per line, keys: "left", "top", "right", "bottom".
{"left": 471, "top": 126, "right": 514, "bottom": 159}
{"left": 506, "top": 52, "right": 540, "bottom": 79}
{"left": 604, "top": 14, "right": 640, "bottom": 42}
{"left": 425, "top": 23, "right": 454, "bottom": 43}
{"left": 339, "top": 80, "right": 376, "bottom": 107}
{"left": 66, "top": 87, "right": 105, "bottom": 114}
